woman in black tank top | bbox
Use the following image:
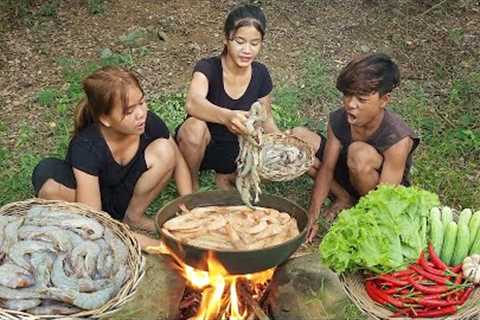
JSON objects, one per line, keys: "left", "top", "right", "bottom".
{"left": 176, "top": 4, "right": 280, "bottom": 191}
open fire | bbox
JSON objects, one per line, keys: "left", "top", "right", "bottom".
{"left": 148, "top": 243, "right": 274, "bottom": 320}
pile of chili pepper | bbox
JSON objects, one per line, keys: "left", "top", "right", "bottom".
{"left": 365, "top": 244, "right": 475, "bottom": 318}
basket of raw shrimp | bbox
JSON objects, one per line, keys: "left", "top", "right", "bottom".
{"left": 258, "top": 132, "right": 314, "bottom": 181}
{"left": 0, "top": 198, "right": 145, "bottom": 320}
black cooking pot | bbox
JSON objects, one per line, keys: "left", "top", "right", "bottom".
{"left": 155, "top": 191, "right": 308, "bottom": 275}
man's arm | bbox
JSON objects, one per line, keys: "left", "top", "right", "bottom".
{"left": 307, "top": 124, "right": 342, "bottom": 241}
{"left": 380, "top": 136, "right": 414, "bottom": 185}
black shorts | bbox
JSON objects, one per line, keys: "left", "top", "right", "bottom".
{"left": 175, "top": 123, "right": 239, "bottom": 175}
{"left": 31, "top": 157, "right": 147, "bottom": 220}
{"left": 199, "top": 139, "right": 239, "bottom": 174}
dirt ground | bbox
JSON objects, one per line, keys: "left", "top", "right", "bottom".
{"left": 1, "top": 0, "right": 478, "bottom": 150}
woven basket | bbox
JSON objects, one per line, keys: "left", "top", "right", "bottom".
{"left": 0, "top": 198, "right": 145, "bottom": 320}
{"left": 258, "top": 133, "right": 314, "bottom": 181}
{"left": 341, "top": 272, "right": 480, "bottom": 320}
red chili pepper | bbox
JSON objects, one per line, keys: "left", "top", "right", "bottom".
{"left": 374, "top": 275, "right": 409, "bottom": 287}
{"left": 410, "top": 265, "right": 452, "bottom": 285}
{"left": 459, "top": 286, "right": 474, "bottom": 305}
{"left": 365, "top": 280, "right": 386, "bottom": 305}
{"left": 391, "top": 268, "right": 416, "bottom": 278}
{"left": 412, "top": 305, "right": 457, "bottom": 317}
{"left": 383, "top": 287, "right": 402, "bottom": 294}
{"left": 414, "top": 298, "right": 458, "bottom": 307}
{"left": 365, "top": 280, "right": 404, "bottom": 308}
{"left": 428, "top": 243, "right": 448, "bottom": 270}
{"left": 451, "top": 264, "right": 462, "bottom": 273}
{"left": 410, "top": 281, "right": 451, "bottom": 294}
{"left": 453, "top": 272, "right": 463, "bottom": 285}
{"left": 421, "top": 254, "right": 458, "bottom": 277}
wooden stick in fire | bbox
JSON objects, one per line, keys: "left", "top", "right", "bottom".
{"left": 237, "top": 279, "right": 271, "bottom": 320}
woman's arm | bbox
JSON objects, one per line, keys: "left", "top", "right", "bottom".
{"left": 258, "top": 95, "right": 280, "bottom": 134}
{"left": 186, "top": 72, "right": 249, "bottom": 135}
{"left": 169, "top": 137, "right": 193, "bottom": 196}
{"left": 73, "top": 168, "right": 102, "bottom": 210}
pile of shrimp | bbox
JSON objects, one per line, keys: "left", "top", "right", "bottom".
{"left": 236, "top": 101, "right": 267, "bottom": 207}
{"left": 161, "top": 205, "right": 299, "bottom": 250}
{"left": 0, "top": 206, "right": 129, "bottom": 315}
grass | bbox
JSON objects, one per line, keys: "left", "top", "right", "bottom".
{"left": 0, "top": 48, "right": 478, "bottom": 319}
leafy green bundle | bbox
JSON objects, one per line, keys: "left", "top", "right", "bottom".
{"left": 320, "top": 185, "right": 439, "bottom": 274}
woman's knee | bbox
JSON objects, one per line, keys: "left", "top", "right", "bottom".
{"left": 145, "top": 139, "right": 176, "bottom": 171}
{"left": 37, "top": 178, "right": 75, "bottom": 201}
{"left": 177, "top": 118, "right": 210, "bottom": 148}
{"left": 347, "top": 142, "right": 381, "bottom": 173}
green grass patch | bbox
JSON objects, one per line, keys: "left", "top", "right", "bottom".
{"left": 87, "top": 0, "right": 106, "bottom": 15}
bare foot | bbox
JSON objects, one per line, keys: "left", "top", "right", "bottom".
{"left": 123, "top": 215, "right": 157, "bottom": 234}
{"left": 323, "top": 200, "right": 353, "bottom": 222}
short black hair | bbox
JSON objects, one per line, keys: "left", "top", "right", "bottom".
{"left": 336, "top": 53, "right": 400, "bottom": 96}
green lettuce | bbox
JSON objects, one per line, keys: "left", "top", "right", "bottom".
{"left": 319, "top": 185, "right": 439, "bottom": 273}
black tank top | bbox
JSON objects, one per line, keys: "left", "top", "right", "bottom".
{"left": 192, "top": 56, "right": 273, "bottom": 142}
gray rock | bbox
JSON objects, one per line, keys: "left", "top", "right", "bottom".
{"left": 107, "top": 254, "right": 185, "bottom": 320}
{"left": 268, "top": 254, "right": 348, "bottom": 320}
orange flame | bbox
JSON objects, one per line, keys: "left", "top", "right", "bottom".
{"left": 145, "top": 243, "right": 274, "bottom": 320}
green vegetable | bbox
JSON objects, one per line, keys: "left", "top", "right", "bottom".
{"left": 452, "top": 223, "right": 470, "bottom": 265}
{"left": 469, "top": 211, "right": 480, "bottom": 248}
{"left": 458, "top": 208, "right": 472, "bottom": 228}
{"left": 441, "top": 207, "right": 453, "bottom": 228}
{"left": 430, "top": 208, "right": 444, "bottom": 255}
{"left": 319, "top": 185, "right": 439, "bottom": 273}
{"left": 440, "top": 221, "right": 458, "bottom": 265}
{"left": 470, "top": 219, "right": 480, "bottom": 255}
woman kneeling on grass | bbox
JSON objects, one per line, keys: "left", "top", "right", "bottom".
{"left": 32, "top": 66, "right": 192, "bottom": 248}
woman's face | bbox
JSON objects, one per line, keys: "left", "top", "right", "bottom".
{"left": 102, "top": 85, "right": 148, "bottom": 135}
{"left": 225, "top": 25, "right": 263, "bottom": 68}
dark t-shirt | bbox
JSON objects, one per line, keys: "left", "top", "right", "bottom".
{"left": 66, "top": 111, "right": 169, "bottom": 219}
{"left": 329, "top": 108, "right": 420, "bottom": 197}
{"left": 192, "top": 56, "right": 273, "bottom": 142}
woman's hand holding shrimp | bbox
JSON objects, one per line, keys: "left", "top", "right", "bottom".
{"left": 225, "top": 110, "right": 249, "bottom": 135}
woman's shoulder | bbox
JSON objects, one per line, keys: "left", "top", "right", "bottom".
{"left": 192, "top": 56, "right": 222, "bottom": 83}
{"left": 145, "top": 111, "right": 170, "bottom": 140}
{"left": 70, "top": 124, "right": 104, "bottom": 150}
{"left": 252, "top": 60, "right": 270, "bottom": 74}
{"left": 194, "top": 56, "right": 221, "bottom": 72}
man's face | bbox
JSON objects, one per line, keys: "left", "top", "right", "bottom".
{"left": 342, "top": 92, "right": 390, "bottom": 127}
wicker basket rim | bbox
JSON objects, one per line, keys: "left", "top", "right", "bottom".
{"left": 340, "top": 272, "right": 480, "bottom": 320}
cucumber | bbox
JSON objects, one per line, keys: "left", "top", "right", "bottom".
{"left": 430, "top": 208, "right": 444, "bottom": 255}
{"left": 440, "top": 221, "right": 458, "bottom": 265}
{"left": 469, "top": 211, "right": 480, "bottom": 248}
{"left": 441, "top": 207, "right": 453, "bottom": 229}
{"left": 451, "top": 223, "right": 470, "bottom": 265}
{"left": 458, "top": 208, "right": 473, "bottom": 228}
{"left": 470, "top": 221, "right": 480, "bottom": 255}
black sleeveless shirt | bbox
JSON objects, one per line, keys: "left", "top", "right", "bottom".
{"left": 192, "top": 56, "right": 273, "bottom": 142}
